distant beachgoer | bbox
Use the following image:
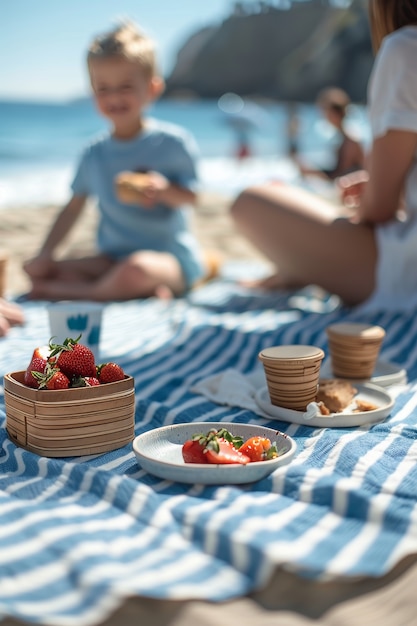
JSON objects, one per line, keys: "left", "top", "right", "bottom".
{"left": 230, "top": 0, "right": 417, "bottom": 311}
{"left": 236, "top": 130, "right": 251, "bottom": 160}
{"left": 24, "top": 21, "right": 206, "bottom": 301}
{"left": 295, "top": 87, "right": 365, "bottom": 181}
{"left": 218, "top": 93, "right": 264, "bottom": 162}
{"left": 286, "top": 102, "right": 300, "bottom": 159}
{"left": 0, "top": 299, "right": 24, "bottom": 337}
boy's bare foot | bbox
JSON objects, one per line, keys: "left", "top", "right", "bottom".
{"left": 154, "top": 285, "right": 174, "bottom": 300}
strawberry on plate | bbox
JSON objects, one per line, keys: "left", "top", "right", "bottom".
{"left": 239, "top": 436, "right": 278, "bottom": 462}
{"left": 204, "top": 437, "right": 250, "bottom": 465}
{"left": 182, "top": 438, "right": 208, "bottom": 464}
{"left": 182, "top": 428, "right": 250, "bottom": 465}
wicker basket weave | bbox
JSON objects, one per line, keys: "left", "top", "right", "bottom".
{"left": 4, "top": 371, "right": 135, "bottom": 457}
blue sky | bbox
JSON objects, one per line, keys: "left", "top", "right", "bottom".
{"left": 2, "top": 0, "right": 348, "bottom": 102}
{"left": 2, "top": 0, "right": 233, "bottom": 101}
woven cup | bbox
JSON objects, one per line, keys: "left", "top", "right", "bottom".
{"left": 326, "top": 322, "right": 385, "bottom": 380}
{"left": 259, "top": 345, "right": 325, "bottom": 411}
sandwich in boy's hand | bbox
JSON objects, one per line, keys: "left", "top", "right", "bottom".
{"left": 114, "top": 171, "right": 152, "bottom": 205}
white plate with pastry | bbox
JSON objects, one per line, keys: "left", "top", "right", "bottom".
{"left": 255, "top": 381, "right": 394, "bottom": 428}
{"left": 320, "top": 359, "right": 407, "bottom": 388}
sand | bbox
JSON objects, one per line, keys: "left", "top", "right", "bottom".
{"left": 1, "top": 192, "right": 271, "bottom": 299}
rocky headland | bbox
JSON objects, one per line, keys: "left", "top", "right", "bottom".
{"left": 165, "top": 0, "right": 373, "bottom": 103}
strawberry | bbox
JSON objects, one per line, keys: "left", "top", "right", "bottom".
{"left": 31, "top": 363, "right": 70, "bottom": 390}
{"left": 24, "top": 345, "right": 50, "bottom": 388}
{"left": 84, "top": 377, "right": 101, "bottom": 386}
{"left": 49, "top": 336, "right": 96, "bottom": 378}
{"left": 182, "top": 428, "right": 280, "bottom": 465}
{"left": 239, "top": 436, "right": 278, "bottom": 462}
{"left": 45, "top": 371, "right": 70, "bottom": 390}
{"left": 71, "top": 375, "right": 101, "bottom": 387}
{"left": 182, "top": 428, "right": 249, "bottom": 466}
{"left": 204, "top": 438, "right": 250, "bottom": 465}
{"left": 97, "top": 362, "right": 125, "bottom": 384}
{"left": 182, "top": 438, "right": 208, "bottom": 464}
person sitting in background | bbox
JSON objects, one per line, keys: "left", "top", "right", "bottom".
{"left": 229, "top": 0, "right": 417, "bottom": 311}
{"left": 0, "top": 299, "right": 24, "bottom": 337}
{"left": 23, "top": 21, "right": 206, "bottom": 301}
{"left": 296, "top": 87, "right": 365, "bottom": 181}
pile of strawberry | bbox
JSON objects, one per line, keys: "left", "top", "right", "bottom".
{"left": 23, "top": 335, "right": 126, "bottom": 390}
{"left": 182, "top": 427, "right": 279, "bottom": 465}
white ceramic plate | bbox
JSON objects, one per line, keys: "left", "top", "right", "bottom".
{"left": 255, "top": 383, "right": 394, "bottom": 428}
{"left": 132, "top": 422, "right": 297, "bottom": 485}
{"left": 320, "top": 359, "right": 407, "bottom": 388}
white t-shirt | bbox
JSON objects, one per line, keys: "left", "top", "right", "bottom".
{"left": 360, "top": 26, "right": 417, "bottom": 312}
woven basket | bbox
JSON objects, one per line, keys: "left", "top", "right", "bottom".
{"left": 4, "top": 371, "right": 135, "bottom": 457}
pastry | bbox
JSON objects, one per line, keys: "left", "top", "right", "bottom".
{"left": 316, "top": 378, "right": 357, "bottom": 413}
{"left": 114, "top": 172, "right": 150, "bottom": 204}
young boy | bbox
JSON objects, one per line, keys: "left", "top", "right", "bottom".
{"left": 24, "top": 21, "right": 205, "bottom": 301}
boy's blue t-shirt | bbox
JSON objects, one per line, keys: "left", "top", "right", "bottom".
{"left": 71, "top": 117, "right": 205, "bottom": 287}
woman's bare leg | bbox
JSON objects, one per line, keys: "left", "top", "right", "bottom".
{"left": 28, "top": 251, "right": 186, "bottom": 301}
{"left": 230, "top": 183, "right": 377, "bottom": 306}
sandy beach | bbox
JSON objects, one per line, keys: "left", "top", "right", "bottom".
{"left": 2, "top": 192, "right": 270, "bottom": 299}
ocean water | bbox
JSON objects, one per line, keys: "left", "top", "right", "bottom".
{"left": 0, "top": 97, "right": 370, "bottom": 208}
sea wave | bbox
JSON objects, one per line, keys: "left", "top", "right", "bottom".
{"left": 0, "top": 155, "right": 306, "bottom": 209}
{"left": 0, "top": 164, "right": 74, "bottom": 208}
{"left": 0, "top": 97, "right": 367, "bottom": 208}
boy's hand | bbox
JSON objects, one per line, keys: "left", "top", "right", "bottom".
{"left": 23, "top": 253, "right": 55, "bottom": 279}
{"left": 114, "top": 171, "right": 149, "bottom": 205}
{"left": 115, "top": 171, "right": 169, "bottom": 208}
{"left": 141, "top": 171, "right": 170, "bottom": 206}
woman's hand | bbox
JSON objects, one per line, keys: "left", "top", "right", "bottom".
{"left": 336, "top": 170, "right": 369, "bottom": 208}
{"left": 0, "top": 299, "right": 25, "bottom": 337}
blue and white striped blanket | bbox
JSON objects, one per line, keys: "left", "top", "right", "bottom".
{"left": 1, "top": 278, "right": 417, "bottom": 626}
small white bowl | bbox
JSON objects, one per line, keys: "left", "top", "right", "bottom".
{"left": 132, "top": 421, "right": 296, "bottom": 485}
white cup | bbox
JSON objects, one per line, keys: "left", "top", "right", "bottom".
{"left": 47, "top": 301, "right": 104, "bottom": 361}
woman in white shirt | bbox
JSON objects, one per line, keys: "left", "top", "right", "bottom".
{"left": 230, "top": 0, "right": 417, "bottom": 311}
